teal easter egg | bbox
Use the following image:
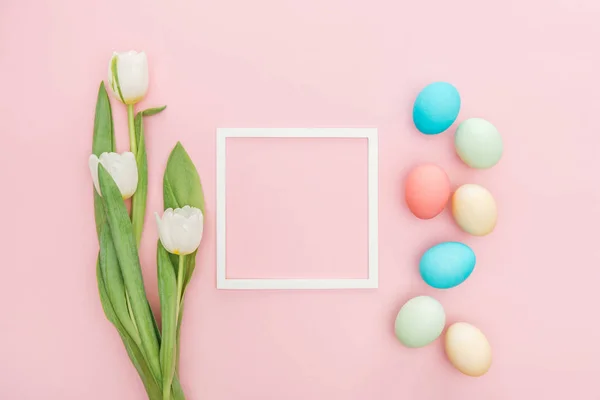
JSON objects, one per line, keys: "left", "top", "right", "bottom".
{"left": 394, "top": 296, "right": 446, "bottom": 348}
{"left": 413, "top": 82, "right": 461, "bottom": 135}
{"left": 419, "top": 242, "right": 476, "bottom": 289}
{"left": 455, "top": 118, "right": 503, "bottom": 169}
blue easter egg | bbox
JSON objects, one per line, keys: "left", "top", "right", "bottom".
{"left": 413, "top": 82, "right": 461, "bottom": 135}
{"left": 419, "top": 242, "right": 475, "bottom": 289}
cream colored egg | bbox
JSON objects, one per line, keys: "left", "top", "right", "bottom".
{"left": 452, "top": 184, "right": 497, "bottom": 236}
{"left": 445, "top": 322, "right": 492, "bottom": 377}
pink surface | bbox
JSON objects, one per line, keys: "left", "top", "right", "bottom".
{"left": 226, "top": 137, "right": 368, "bottom": 279}
{"left": 1, "top": 0, "right": 600, "bottom": 399}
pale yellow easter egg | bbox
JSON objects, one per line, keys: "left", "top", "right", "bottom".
{"left": 445, "top": 322, "right": 492, "bottom": 377}
{"left": 452, "top": 184, "right": 497, "bottom": 236}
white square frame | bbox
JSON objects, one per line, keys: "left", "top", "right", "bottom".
{"left": 216, "top": 128, "right": 378, "bottom": 290}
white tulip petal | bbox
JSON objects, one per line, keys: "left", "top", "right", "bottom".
{"left": 156, "top": 212, "right": 175, "bottom": 253}
{"left": 172, "top": 214, "right": 194, "bottom": 255}
{"left": 177, "top": 205, "right": 196, "bottom": 219}
{"left": 89, "top": 154, "right": 101, "bottom": 195}
{"left": 108, "top": 51, "right": 149, "bottom": 104}
{"left": 185, "top": 217, "right": 203, "bottom": 254}
{"left": 88, "top": 151, "right": 138, "bottom": 199}
{"left": 155, "top": 206, "right": 204, "bottom": 255}
{"left": 117, "top": 152, "right": 139, "bottom": 198}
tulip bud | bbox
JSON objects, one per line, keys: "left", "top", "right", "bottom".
{"left": 89, "top": 152, "right": 139, "bottom": 199}
{"left": 155, "top": 206, "right": 204, "bottom": 255}
{"left": 108, "top": 51, "right": 149, "bottom": 104}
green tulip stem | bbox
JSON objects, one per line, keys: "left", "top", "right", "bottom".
{"left": 127, "top": 104, "right": 137, "bottom": 155}
{"left": 176, "top": 255, "right": 185, "bottom": 316}
{"left": 171, "top": 254, "right": 185, "bottom": 396}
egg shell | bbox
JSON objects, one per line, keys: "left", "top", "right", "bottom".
{"left": 413, "top": 82, "right": 461, "bottom": 135}
{"left": 455, "top": 118, "right": 503, "bottom": 169}
{"left": 445, "top": 322, "right": 492, "bottom": 377}
{"left": 405, "top": 164, "right": 451, "bottom": 219}
{"left": 394, "top": 296, "right": 446, "bottom": 348}
{"left": 452, "top": 184, "right": 497, "bottom": 236}
{"left": 420, "top": 242, "right": 476, "bottom": 289}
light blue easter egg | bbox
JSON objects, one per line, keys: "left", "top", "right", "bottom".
{"left": 413, "top": 82, "right": 461, "bottom": 135}
{"left": 419, "top": 242, "right": 475, "bottom": 289}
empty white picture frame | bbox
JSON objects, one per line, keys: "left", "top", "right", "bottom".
{"left": 216, "top": 128, "right": 378, "bottom": 290}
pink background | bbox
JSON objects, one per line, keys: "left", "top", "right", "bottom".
{"left": 226, "top": 137, "right": 369, "bottom": 279}
{"left": 1, "top": 0, "right": 600, "bottom": 399}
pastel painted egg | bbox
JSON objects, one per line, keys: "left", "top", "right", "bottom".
{"left": 452, "top": 184, "right": 497, "bottom": 236}
{"left": 445, "top": 322, "right": 492, "bottom": 377}
{"left": 420, "top": 242, "right": 476, "bottom": 289}
{"left": 413, "top": 82, "right": 461, "bottom": 135}
{"left": 455, "top": 118, "right": 503, "bottom": 169}
{"left": 394, "top": 296, "right": 445, "bottom": 348}
{"left": 405, "top": 164, "right": 451, "bottom": 219}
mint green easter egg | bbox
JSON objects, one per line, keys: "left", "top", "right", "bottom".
{"left": 455, "top": 118, "right": 503, "bottom": 169}
{"left": 394, "top": 296, "right": 446, "bottom": 348}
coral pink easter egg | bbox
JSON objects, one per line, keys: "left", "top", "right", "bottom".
{"left": 405, "top": 164, "right": 451, "bottom": 219}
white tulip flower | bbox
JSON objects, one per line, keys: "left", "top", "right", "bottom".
{"left": 155, "top": 206, "right": 204, "bottom": 255}
{"left": 108, "top": 51, "right": 149, "bottom": 104}
{"left": 89, "top": 152, "right": 139, "bottom": 199}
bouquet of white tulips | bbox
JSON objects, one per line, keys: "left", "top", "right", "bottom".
{"left": 90, "top": 51, "right": 204, "bottom": 400}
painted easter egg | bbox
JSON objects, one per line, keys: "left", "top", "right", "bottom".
{"left": 405, "top": 164, "right": 451, "bottom": 219}
{"left": 413, "top": 82, "right": 461, "bottom": 135}
{"left": 394, "top": 296, "right": 446, "bottom": 348}
{"left": 419, "top": 242, "right": 476, "bottom": 289}
{"left": 455, "top": 118, "right": 503, "bottom": 169}
{"left": 452, "top": 184, "right": 497, "bottom": 236}
{"left": 445, "top": 322, "right": 492, "bottom": 377}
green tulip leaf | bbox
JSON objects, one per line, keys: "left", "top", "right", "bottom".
{"left": 163, "top": 142, "right": 205, "bottom": 288}
{"left": 96, "top": 258, "right": 118, "bottom": 327}
{"left": 163, "top": 142, "right": 205, "bottom": 214}
{"left": 97, "top": 260, "right": 162, "bottom": 400}
{"left": 171, "top": 376, "right": 186, "bottom": 400}
{"left": 91, "top": 81, "right": 115, "bottom": 156}
{"left": 98, "top": 164, "right": 162, "bottom": 382}
{"left": 157, "top": 242, "right": 178, "bottom": 398}
{"left": 162, "top": 142, "right": 205, "bottom": 371}
{"left": 92, "top": 81, "right": 115, "bottom": 240}
{"left": 99, "top": 227, "right": 140, "bottom": 344}
{"left": 142, "top": 105, "right": 167, "bottom": 117}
